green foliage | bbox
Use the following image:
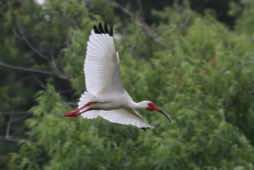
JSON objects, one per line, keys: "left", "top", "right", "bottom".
{"left": 62, "top": 29, "right": 88, "bottom": 94}
{"left": 1, "top": 0, "right": 254, "bottom": 170}
{"left": 236, "top": 0, "right": 254, "bottom": 35}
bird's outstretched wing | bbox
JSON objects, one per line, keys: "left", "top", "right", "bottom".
{"left": 84, "top": 23, "right": 124, "bottom": 97}
{"left": 82, "top": 108, "right": 153, "bottom": 128}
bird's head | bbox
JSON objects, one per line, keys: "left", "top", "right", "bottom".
{"left": 140, "top": 100, "right": 172, "bottom": 122}
{"left": 146, "top": 101, "right": 161, "bottom": 112}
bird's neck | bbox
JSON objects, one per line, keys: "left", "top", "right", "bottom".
{"left": 130, "top": 101, "right": 146, "bottom": 109}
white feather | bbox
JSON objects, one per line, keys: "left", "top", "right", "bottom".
{"left": 84, "top": 31, "right": 124, "bottom": 97}
{"left": 81, "top": 108, "right": 153, "bottom": 128}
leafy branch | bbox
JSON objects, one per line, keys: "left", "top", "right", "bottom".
{"left": 0, "top": 60, "right": 69, "bottom": 80}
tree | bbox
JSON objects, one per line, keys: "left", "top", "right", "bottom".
{"left": 1, "top": 0, "right": 254, "bottom": 170}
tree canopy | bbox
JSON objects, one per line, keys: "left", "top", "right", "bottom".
{"left": 1, "top": 0, "right": 254, "bottom": 169}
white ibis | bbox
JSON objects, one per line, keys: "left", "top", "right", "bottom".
{"left": 64, "top": 23, "right": 171, "bottom": 128}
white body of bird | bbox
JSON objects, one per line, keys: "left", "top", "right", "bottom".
{"left": 64, "top": 23, "right": 171, "bottom": 128}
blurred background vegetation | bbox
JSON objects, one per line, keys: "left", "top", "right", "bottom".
{"left": 1, "top": 0, "right": 254, "bottom": 169}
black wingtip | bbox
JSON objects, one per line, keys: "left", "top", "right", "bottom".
{"left": 93, "top": 25, "right": 99, "bottom": 34}
{"left": 109, "top": 24, "right": 113, "bottom": 36}
{"left": 98, "top": 23, "right": 104, "bottom": 33}
{"left": 93, "top": 22, "right": 113, "bottom": 36}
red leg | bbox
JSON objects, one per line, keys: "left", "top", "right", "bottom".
{"left": 64, "top": 102, "right": 96, "bottom": 117}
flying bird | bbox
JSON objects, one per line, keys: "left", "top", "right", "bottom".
{"left": 64, "top": 23, "right": 171, "bottom": 128}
